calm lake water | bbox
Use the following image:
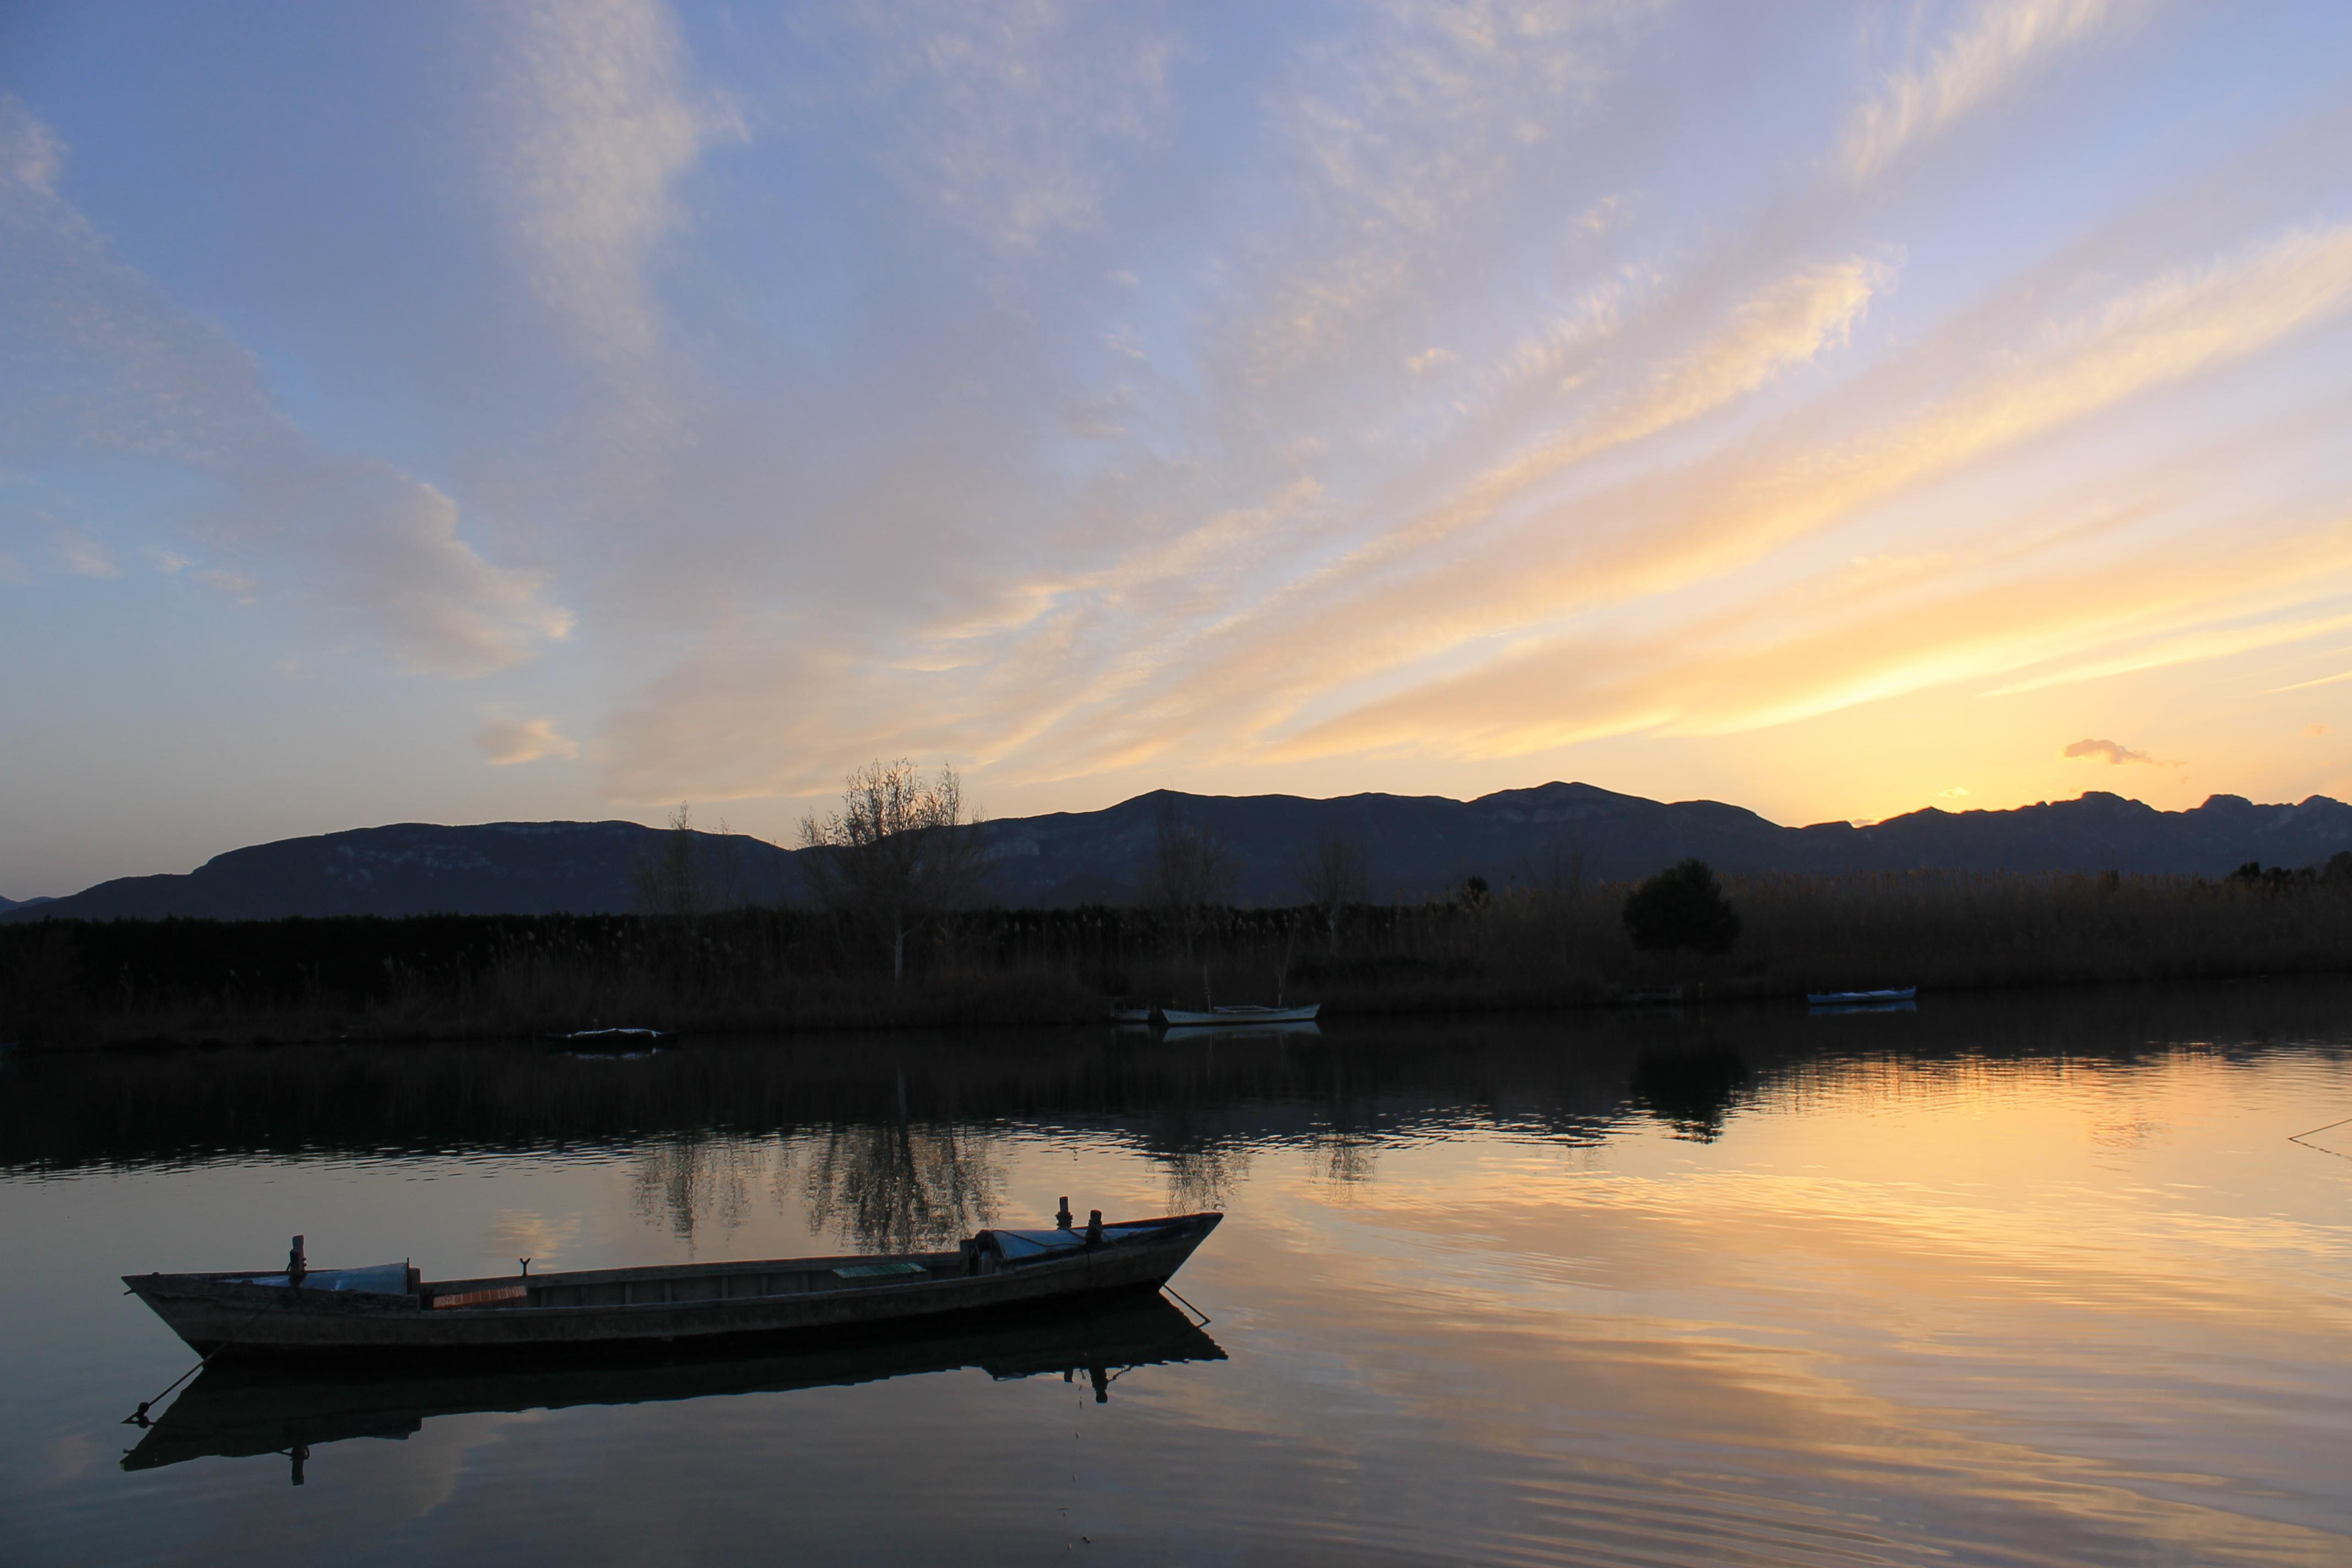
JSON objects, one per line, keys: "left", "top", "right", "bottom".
{"left": 4, "top": 983, "right": 2350, "bottom": 1566}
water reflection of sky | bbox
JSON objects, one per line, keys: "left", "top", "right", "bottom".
{"left": 4, "top": 986, "right": 2350, "bottom": 1565}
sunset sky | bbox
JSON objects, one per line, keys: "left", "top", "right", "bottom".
{"left": 4, "top": 0, "right": 2351, "bottom": 897}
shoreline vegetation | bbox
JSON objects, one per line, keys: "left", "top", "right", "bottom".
{"left": 6, "top": 862, "right": 2352, "bottom": 1049}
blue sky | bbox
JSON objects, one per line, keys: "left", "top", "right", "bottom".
{"left": 4, "top": 1, "right": 2351, "bottom": 897}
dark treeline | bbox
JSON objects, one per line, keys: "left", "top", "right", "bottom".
{"left": 7, "top": 865, "right": 2352, "bottom": 1047}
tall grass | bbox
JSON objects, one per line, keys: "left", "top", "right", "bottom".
{"left": 3, "top": 869, "right": 2349, "bottom": 1047}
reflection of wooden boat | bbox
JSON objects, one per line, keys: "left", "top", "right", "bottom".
{"left": 1162, "top": 1021, "right": 1320, "bottom": 1043}
{"left": 1806, "top": 987, "right": 1917, "bottom": 1008}
{"left": 123, "top": 1294, "right": 1223, "bottom": 1479}
{"left": 548, "top": 1027, "right": 674, "bottom": 1056}
{"left": 1156, "top": 1004, "right": 1320, "bottom": 1026}
{"left": 125, "top": 1212, "right": 1221, "bottom": 1362}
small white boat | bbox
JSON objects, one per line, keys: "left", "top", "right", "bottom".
{"left": 1806, "top": 987, "right": 1916, "bottom": 1007}
{"left": 1155, "top": 1004, "right": 1321, "bottom": 1027}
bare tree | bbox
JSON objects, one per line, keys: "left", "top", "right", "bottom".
{"left": 633, "top": 806, "right": 754, "bottom": 917}
{"left": 633, "top": 803, "right": 701, "bottom": 919}
{"left": 798, "top": 760, "right": 987, "bottom": 986}
{"left": 704, "top": 816, "right": 751, "bottom": 912}
{"left": 1144, "top": 801, "right": 1234, "bottom": 952}
{"left": 1293, "top": 831, "right": 1368, "bottom": 953}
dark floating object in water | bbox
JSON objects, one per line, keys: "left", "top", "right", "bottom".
{"left": 1807, "top": 986, "right": 1918, "bottom": 1014}
{"left": 122, "top": 1292, "right": 1224, "bottom": 1480}
{"left": 549, "top": 1027, "right": 676, "bottom": 1059}
{"left": 123, "top": 1210, "right": 1222, "bottom": 1362}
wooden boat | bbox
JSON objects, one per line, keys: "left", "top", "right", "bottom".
{"left": 124, "top": 1211, "right": 1221, "bottom": 1362}
{"left": 1155, "top": 1003, "right": 1321, "bottom": 1027}
{"left": 124, "top": 1294, "right": 1223, "bottom": 1478}
{"left": 1805, "top": 987, "right": 1916, "bottom": 1006}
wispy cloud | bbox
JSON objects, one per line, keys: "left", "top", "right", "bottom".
{"left": 2064, "top": 737, "right": 2158, "bottom": 765}
{"left": 493, "top": 0, "right": 742, "bottom": 366}
{"left": 8, "top": 3, "right": 2352, "bottom": 878}
{"left": 50, "top": 528, "right": 119, "bottom": 578}
{"left": 0, "top": 95, "right": 571, "bottom": 677}
{"left": 478, "top": 715, "right": 580, "bottom": 766}
{"left": 1842, "top": 0, "right": 2139, "bottom": 181}
{"left": 1258, "top": 515, "right": 2352, "bottom": 764}
{"left": 828, "top": 1, "right": 1174, "bottom": 252}
{"left": 2270, "top": 667, "right": 2352, "bottom": 694}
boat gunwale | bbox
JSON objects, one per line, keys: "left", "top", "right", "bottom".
{"left": 126, "top": 1213, "right": 1221, "bottom": 1324}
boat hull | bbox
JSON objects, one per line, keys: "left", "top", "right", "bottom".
{"left": 126, "top": 1214, "right": 1220, "bottom": 1362}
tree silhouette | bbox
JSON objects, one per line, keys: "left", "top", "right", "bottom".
{"left": 798, "top": 760, "right": 986, "bottom": 986}
{"left": 1621, "top": 858, "right": 1740, "bottom": 955}
{"left": 1292, "top": 831, "right": 1367, "bottom": 953}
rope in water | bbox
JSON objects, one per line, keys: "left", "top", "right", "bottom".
{"left": 122, "top": 1295, "right": 276, "bottom": 1427}
{"left": 2287, "top": 1114, "right": 2352, "bottom": 1163}
{"left": 1161, "top": 1283, "right": 1211, "bottom": 1327}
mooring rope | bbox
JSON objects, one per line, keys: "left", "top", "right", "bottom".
{"left": 2287, "top": 1114, "right": 2352, "bottom": 1164}
{"left": 122, "top": 1294, "right": 276, "bottom": 1427}
{"left": 1161, "top": 1283, "right": 1211, "bottom": 1327}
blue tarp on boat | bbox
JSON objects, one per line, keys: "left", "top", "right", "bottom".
{"left": 992, "top": 1223, "right": 1179, "bottom": 1264}
{"left": 224, "top": 1263, "right": 411, "bottom": 1294}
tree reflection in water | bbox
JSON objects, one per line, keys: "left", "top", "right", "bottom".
{"left": 630, "top": 1134, "right": 771, "bottom": 1245}
{"left": 626, "top": 1120, "right": 1007, "bottom": 1253}
{"left": 801, "top": 1120, "right": 1004, "bottom": 1253}
{"left": 1627, "top": 1042, "right": 1751, "bottom": 1142}
{"left": 1161, "top": 1142, "right": 1251, "bottom": 1212}
{"left": 1311, "top": 1131, "right": 1379, "bottom": 1187}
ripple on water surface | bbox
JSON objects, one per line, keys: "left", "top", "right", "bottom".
{"left": 1, "top": 984, "right": 2348, "bottom": 1565}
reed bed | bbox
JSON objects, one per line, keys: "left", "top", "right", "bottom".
{"left": 3, "top": 868, "right": 2348, "bottom": 1048}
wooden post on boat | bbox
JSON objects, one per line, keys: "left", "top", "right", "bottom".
{"left": 1057, "top": 1197, "right": 1074, "bottom": 1231}
{"left": 286, "top": 1235, "right": 306, "bottom": 1288}
{"left": 1086, "top": 1210, "right": 1103, "bottom": 1246}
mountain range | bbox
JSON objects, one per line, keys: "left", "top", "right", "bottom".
{"left": 7, "top": 783, "right": 2350, "bottom": 924}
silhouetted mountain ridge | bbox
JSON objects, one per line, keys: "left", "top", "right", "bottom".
{"left": 7, "top": 784, "right": 2349, "bottom": 922}
{"left": 2, "top": 821, "right": 796, "bottom": 923}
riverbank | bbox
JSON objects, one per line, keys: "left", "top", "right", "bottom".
{"left": 4, "top": 867, "right": 2349, "bottom": 1048}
